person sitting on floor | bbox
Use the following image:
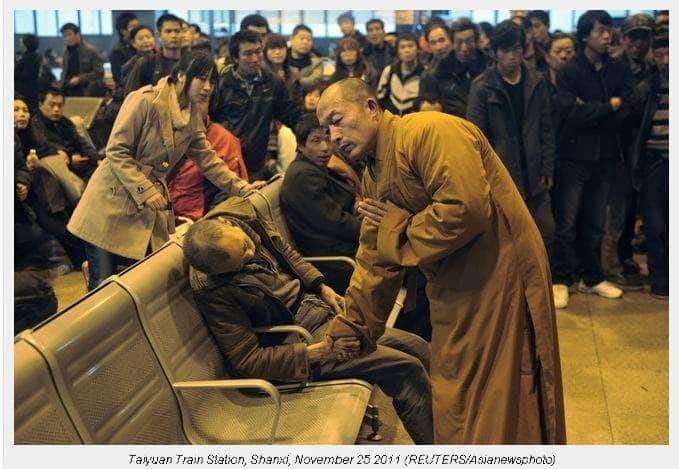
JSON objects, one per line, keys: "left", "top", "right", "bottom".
{"left": 281, "top": 113, "right": 361, "bottom": 293}
{"left": 184, "top": 195, "right": 434, "bottom": 444}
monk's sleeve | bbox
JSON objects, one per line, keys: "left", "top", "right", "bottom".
{"left": 377, "top": 121, "right": 493, "bottom": 266}
{"left": 325, "top": 178, "right": 406, "bottom": 354}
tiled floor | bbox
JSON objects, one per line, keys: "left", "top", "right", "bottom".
{"left": 51, "top": 269, "right": 668, "bottom": 445}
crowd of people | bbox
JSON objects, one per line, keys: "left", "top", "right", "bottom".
{"left": 14, "top": 9, "right": 669, "bottom": 444}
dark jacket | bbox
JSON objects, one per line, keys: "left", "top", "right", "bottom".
{"left": 363, "top": 42, "right": 396, "bottom": 75}
{"left": 123, "top": 51, "right": 180, "bottom": 97}
{"left": 60, "top": 41, "right": 104, "bottom": 96}
{"left": 190, "top": 196, "right": 325, "bottom": 382}
{"left": 555, "top": 51, "right": 634, "bottom": 162}
{"left": 109, "top": 38, "right": 136, "bottom": 86}
{"left": 32, "top": 111, "right": 99, "bottom": 166}
{"left": 281, "top": 157, "right": 360, "bottom": 257}
{"left": 630, "top": 70, "right": 666, "bottom": 187}
{"left": 419, "top": 50, "right": 489, "bottom": 117}
{"left": 467, "top": 64, "right": 556, "bottom": 198}
{"left": 15, "top": 51, "right": 42, "bottom": 109}
{"left": 211, "top": 66, "right": 302, "bottom": 173}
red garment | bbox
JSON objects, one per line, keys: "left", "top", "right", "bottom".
{"left": 169, "top": 122, "right": 248, "bottom": 220}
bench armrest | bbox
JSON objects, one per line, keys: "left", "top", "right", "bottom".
{"left": 173, "top": 378, "right": 281, "bottom": 444}
{"left": 385, "top": 286, "right": 407, "bottom": 329}
{"left": 304, "top": 256, "right": 356, "bottom": 269}
{"left": 253, "top": 325, "right": 313, "bottom": 344}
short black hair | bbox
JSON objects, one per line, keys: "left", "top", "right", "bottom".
{"left": 546, "top": 32, "right": 575, "bottom": 53}
{"left": 451, "top": 17, "right": 479, "bottom": 41}
{"left": 491, "top": 20, "right": 526, "bottom": 52}
{"left": 414, "top": 93, "right": 442, "bottom": 111}
{"left": 240, "top": 14, "right": 270, "bottom": 33}
{"left": 528, "top": 10, "right": 550, "bottom": 28}
{"left": 576, "top": 10, "right": 613, "bottom": 44}
{"left": 115, "top": 12, "right": 137, "bottom": 36}
{"left": 337, "top": 11, "right": 355, "bottom": 25}
{"left": 39, "top": 87, "right": 65, "bottom": 103}
{"left": 22, "top": 34, "right": 39, "bottom": 52}
{"left": 60, "top": 23, "right": 80, "bottom": 35}
{"left": 129, "top": 25, "right": 154, "bottom": 42}
{"left": 292, "top": 24, "right": 313, "bottom": 37}
{"left": 229, "top": 30, "right": 262, "bottom": 62}
{"left": 396, "top": 32, "right": 418, "bottom": 49}
{"left": 366, "top": 18, "right": 384, "bottom": 30}
{"left": 190, "top": 23, "right": 202, "bottom": 33}
{"left": 156, "top": 13, "right": 183, "bottom": 32}
{"left": 425, "top": 23, "right": 451, "bottom": 42}
{"left": 478, "top": 22, "right": 493, "bottom": 38}
{"left": 652, "top": 32, "right": 669, "bottom": 49}
{"left": 294, "top": 112, "right": 324, "bottom": 146}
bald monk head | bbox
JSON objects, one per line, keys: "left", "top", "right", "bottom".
{"left": 316, "top": 78, "right": 383, "bottom": 165}
{"left": 184, "top": 217, "right": 256, "bottom": 274}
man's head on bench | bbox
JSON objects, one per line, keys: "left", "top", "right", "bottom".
{"left": 294, "top": 113, "right": 332, "bottom": 167}
{"left": 184, "top": 218, "right": 256, "bottom": 274}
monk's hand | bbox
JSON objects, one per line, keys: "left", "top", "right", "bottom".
{"left": 357, "top": 198, "right": 390, "bottom": 227}
{"left": 145, "top": 192, "right": 168, "bottom": 211}
{"left": 319, "top": 284, "right": 345, "bottom": 316}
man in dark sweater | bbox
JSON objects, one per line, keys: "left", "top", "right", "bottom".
{"left": 33, "top": 87, "right": 99, "bottom": 182}
{"left": 551, "top": 10, "right": 634, "bottom": 307}
{"left": 109, "top": 12, "right": 139, "bottom": 88}
{"left": 59, "top": 23, "right": 105, "bottom": 97}
{"left": 185, "top": 196, "right": 433, "bottom": 444}
{"left": 211, "top": 30, "right": 302, "bottom": 179}
{"left": 467, "top": 21, "right": 556, "bottom": 277}
{"left": 124, "top": 14, "right": 184, "bottom": 96}
{"left": 281, "top": 113, "right": 360, "bottom": 294}
{"left": 363, "top": 18, "right": 395, "bottom": 76}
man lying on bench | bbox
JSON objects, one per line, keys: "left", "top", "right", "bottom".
{"left": 183, "top": 196, "right": 433, "bottom": 444}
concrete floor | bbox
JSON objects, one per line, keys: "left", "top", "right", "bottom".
{"left": 51, "top": 267, "right": 668, "bottom": 445}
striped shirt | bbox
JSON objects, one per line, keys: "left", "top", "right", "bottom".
{"left": 645, "top": 76, "right": 669, "bottom": 154}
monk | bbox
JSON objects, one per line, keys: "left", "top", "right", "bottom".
{"left": 317, "top": 78, "right": 566, "bottom": 444}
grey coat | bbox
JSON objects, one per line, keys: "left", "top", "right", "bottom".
{"left": 67, "top": 78, "right": 249, "bottom": 259}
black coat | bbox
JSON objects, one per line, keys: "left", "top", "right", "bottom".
{"left": 467, "top": 64, "right": 556, "bottom": 198}
{"left": 109, "top": 39, "right": 136, "bottom": 86}
{"left": 630, "top": 70, "right": 666, "bottom": 187}
{"left": 211, "top": 66, "right": 302, "bottom": 173}
{"left": 555, "top": 51, "right": 634, "bottom": 162}
{"left": 364, "top": 42, "right": 396, "bottom": 76}
{"left": 15, "top": 51, "right": 41, "bottom": 109}
{"left": 281, "top": 158, "right": 360, "bottom": 257}
{"left": 419, "top": 50, "right": 489, "bottom": 117}
{"left": 32, "top": 112, "right": 99, "bottom": 166}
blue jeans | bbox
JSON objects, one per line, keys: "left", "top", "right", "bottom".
{"left": 553, "top": 159, "right": 614, "bottom": 286}
{"left": 84, "top": 243, "right": 136, "bottom": 291}
{"left": 640, "top": 158, "right": 668, "bottom": 295}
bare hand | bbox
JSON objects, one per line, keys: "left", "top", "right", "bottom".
{"left": 306, "top": 336, "right": 360, "bottom": 365}
{"left": 26, "top": 153, "right": 39, "bottom": 171}
{"left": 357, "top": 198, "right": 389, "bottom": 227}
{"left": 244, "top": 180, "right": 267, "bottom": 192}
{"left": 16, "top": 183, "right": 28, "bottom": 201}
{"left": 71, "top": 153, "right": 89, "bottom": 167}
{"left": 609, "top": 96, "right": 622, "bottom": 111}
{"left": 540, "top": 176, "right": 554, "bottom": 190}
{"left": 319, "top": 284, "right": 345, "bottom": 316}
{"left": 145, "top": 192, "right": 168, "bottom": 211}
{"left": 57, "top": 150, "right": 70, "bottom": 165}
{"left": 67, "top": 76, "right": 81, "bottom": 86}
{"left": 331, "top": 336, "right": 361, "bottom": 362}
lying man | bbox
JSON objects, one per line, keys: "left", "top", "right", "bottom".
{"left": 184, "top": 196, "right": 433, "bottom": 444}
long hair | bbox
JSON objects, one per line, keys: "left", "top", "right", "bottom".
{"left": 332, "top": 37, "right": 368, "bottom": 82}
{"left": 263, "top": 34, "right": 292, "bottom": 78}
{"left": 168, "top": 51, "right": 218, "bottom": 103}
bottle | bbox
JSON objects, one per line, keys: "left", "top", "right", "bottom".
{"left": 26, "top": 148, "right": 39, "bottom": 171}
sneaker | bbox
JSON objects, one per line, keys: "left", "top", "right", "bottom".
{"left": 553, "top": 284, "right": 569, "bottom": 309}
{"left": 607, "top": 272, "right": 645, "bottom": 291}
{"left": 578, "top": 280, "right": 623, "bottom": 299}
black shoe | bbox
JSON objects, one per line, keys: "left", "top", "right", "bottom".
{"left": 607, "top": 273, "right": 645, "bottom": 291}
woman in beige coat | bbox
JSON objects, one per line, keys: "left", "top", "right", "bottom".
{"left": 68, "top": 52, "right": 260, "bottom": 289}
